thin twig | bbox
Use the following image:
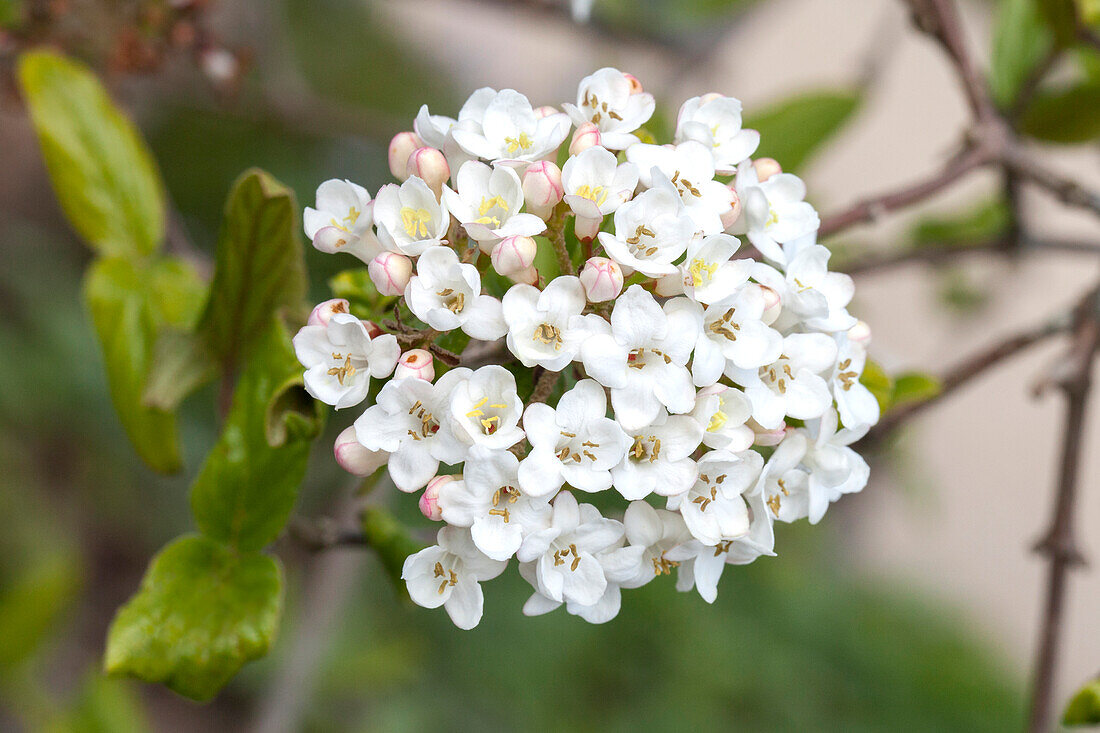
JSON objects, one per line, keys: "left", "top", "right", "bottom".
{"left": 837, "top": 236, "right": 1100, "bottom": 276}
{"left": 1027, "top": 289, "right": 1100, "bottom": 733}
{"left": 1002, "top": 148, "right": 1100, "bottom": 219}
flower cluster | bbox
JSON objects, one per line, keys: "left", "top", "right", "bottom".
{"left": 295, "top": 68, "right": 879, "bottom": 629}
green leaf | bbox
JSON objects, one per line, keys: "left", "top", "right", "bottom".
{"left": 860, "top": 359, "right": 895, "bottom": 414}
{"left": 745, "top": 90, "right": 862, "bottom": 172}
{"left": 17, "top": 51, "right": 165, "bottom": 258}
{"left": 84, "top": 257, "right": 205, "bottom": 473}
{"left": 0, "top": 551, "right": 82, "bottom": 672}
{"left": 196, "top": 168, "right": 305, "bottom": 370}
{"left": 891, "top": 372, "right": 942, "bottom": 408}
{"left": 51, "top": 675, "right": 151, "bottom": 733}
{"left": 141, "top": 330, "right": 216, "bottom": 411}
{"left": 911, "top": 198, "right": 1011, "bottom": 247}
{"left": 1021, "top": 83, "right": 1100, "bottom": 142}
{"left": 190, "top": 318, "right": 323, "bottom": 552}
{"left": 1080, "top": 0, "right": 1100, "bottom": 24}
{"left": 104, "top": 535, "right": 281, "bottom": 701}
{"left": 990, "top": 0, "right": 1054, "bottom": 109}
{"left": 1064, "top": 677, "right": 1100, "bottom": 725}
{"left": 1037, "top": 0, "right": 1079, "bottom": 46}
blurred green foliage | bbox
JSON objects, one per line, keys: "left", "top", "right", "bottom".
{"left": 746, "top": 90, "right": 862, "bottom": 173}
{"left": 1064, "top": 676, "right": 1100, "bottom": 725}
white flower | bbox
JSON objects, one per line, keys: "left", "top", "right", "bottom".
{"left": 618, "top": 500, "right": 692, "bottom": 588}
{"left": 626, "top": 141, "right": 735, "bottom": 235}
{"left": 831, "top": 330, "right": 880, "bottom": 431}
{"left": 596, "top": 186, "right": 698, "bottom": 277}
{"left": 292, "top": 313, "right": 399, "bottom": 409}
{"left": 792, "top": 408, "right": 870, "bottom": 524}
{"left": 437, "top": 446, "right": 552, "bottom": 561}
{"left": 753, "top": 244, "right": 857, "bottom": 333}
{"left": 450, "top": 89, "right": 570, "bottom": 166}
{"left": 517, "top": 491, "right": 624, "bottom": 606}
{"left": 667, "top": 449, "right": 764, "bottom": 545}
{"left": 675, "top": 95, "right": 760, "bottom": 175}
{"left": 561, "top": 146, "right": 639, "bottom": 238}
{"left": 580, "top": 286, "right": 700, "bottom": 430}
{"left": 373, "top": 176, "right": 450, "bottom": 256}
{"left": 671, "top": 284, "right": 784, "bottom": 388}
{"left": 563, "top": 67, "right": 656, "bottom": 150}
{"left": 610, "top": 410, "right": 703, "bottom": 500}
{"left": 402, "top": 526, "right": 507, "bottom": 630}
{"left": 690, "top": 384, "right": 755, "bottom": 451}
{"left": 734, "top": 165, "right": 819, "bottom": 265}
{"left": 304, "top": 179, "right": 380, "bottom": 263}
{"left": 442, "top": 161, "right": 546, "bottom": 246}
{"left": 725, "top": 332, "right": 838, "bottom": 430}
{"left": 353, "top": 371, "right": 469, "bottom": 491}
{"left": 446, "top": 365, "right": 525, "bottom": 451}
{"left": 415, "top": 87, "right": 496, "bottom": 173}
{"left": 518, "top": 379, "right": 630, "bottom": 497}
{"left": 501, "top": 276, "right": 588, "bottom": 371}
{"left": 405, "top": 246, "right": 506, "bottom": 340}
{"left": 679, "top": 233, "right": 753, "bottom": 305}
{"left": 758, "top": 430, "right": 812, "bottom": 523}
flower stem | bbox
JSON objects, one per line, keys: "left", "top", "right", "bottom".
{"left": 548, "top": 208, "right": 576, "bottom": 277}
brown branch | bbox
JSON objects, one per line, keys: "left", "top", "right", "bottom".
{"left": 1027, "top": 290, "right": 1100, "bottom": 733}
{"left": 837, "top": 236, "right": 1100, "bottom": 276}
{"left": 818, "top": 144, "right": 993, "bottom": 238}
{"left": 1002, "top": 148, "right": 1100, "bottom": 219}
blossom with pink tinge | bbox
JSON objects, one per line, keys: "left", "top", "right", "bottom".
{"left": 491, "top": 235, "right": 538, "bottom": 276}
{"left": 308, "top": 298, "right": 351, "bottom": 327}
{"left": 420, "top": 475, "right": 453, "bottom": 521}
{"left": 388, "top": 131, "right": 422, "bottom": 180}
{"left": 368, "top": 251, "right": 413, "bottom": 296}
{"left": 579, "top": 257, "right": 623, "bottom": 302}
{"left": 395, "top": 349, "right": 435, "bottom": 381}
{"left": 406, "top": 147, "right": 450, "bottom": 198}
{"left": 334, "top": 425, "right": 389, "bottom": 476}
{"left": 522, "top": 160, "right": 564, "bottom": 219}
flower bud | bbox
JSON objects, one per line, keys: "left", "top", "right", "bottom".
{"left": 388, "top": 131, "right": 422, "bottom": 180}
{"left": 574, "top": 215, "right": 602, "bottom": 242}
{"left": 749, "top": 419, "right": 786, "bottom": 447}
{"left": 579, "top": 257, "right": 623, "bottom": 302}
{"left": 522, "top": 160, "right": 564, "bottom": 219}
{"left": 534, "top": 105, "right": 560, "bottom": 119}
{"left": 654, "top": 272, "right": 684, "bottom": 297}
{"left": 406, "top": 147, "right": 450, "bottom": 198}
{"left": 334, "top": 425, "right": 389, "bottom": 476}
{"left": 848, "top": 320, "right": 872, "bottom": 345}
{"left": 720, "top": 187, "right": 743, "bottom": 231}
{"left": 312, "top": 225, "right": 351, "bottom": 254}
{"left": 753, "top": 157, "right": 782, "bottom": 183}
{"left": 509, "top": 266, "right": 539, "bottom": 285}
{"left": 308, "top": 298, "right": 351, "bottom": 327}
{"left": 395, "top": 349, "right": 435, "bottom": 381}
{"left": 759, "top": 285, "right": 782, "bottom": 325}
{"left": 624, "top": 73, "right": 644, "bottom": 94}
{"left": 419, "top": 475, "right": 454, "bottom": 521}
{"left": 491, "top": 235, "right": 538, "bottom": 276}
{"left": 569, "top": 122, "right": 602, "bottom": 155}
{"left": 368, "top": 251, "right": 413, "bottom": 296}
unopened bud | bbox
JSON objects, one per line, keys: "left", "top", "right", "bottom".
{"left": 420, "top": 475, "right": 454, "bottom": 520}
{"left": 749, "top": 419, "right": 786, "bottom": 447}
{"left": 624, "top": 73, "right": 644, "bottom": 94}
{"left": 579, "top": 257, "right": 623, "bottom": 302}
{"left": 574, "top": 215, "right": 603, "bottom": 242}
{"left": 406, "top": 147, "right": 450, "bottom": 198}
{"left": 759, "top": 285, "right": 782, "bottom": 325}
{"left": 509, "top": 266, "right": 539, "bottom": 285}
{"left": 522, "top": 160, "right": 564, "bottom": 219}
{"left": 395, "top": 349, "right": 435, "bottom": 381}
{"left": 848, "top": 320, "right": 872, "bottom": 345}
{"left": 368, "top": 251, "right": 413, "bottom": 296}
{"left": 720, "top": 187, "right": 743, "bottom": 231}
{"left": 491, "top": 235, "right": 538, "bottom": 276}
{"left": 534, "top": 105, "right": 560, "bottom": 119}
{"left": 308, "top": 298, "right": 351, "bottom": 327}
{"left": 388, "top": 131, "right": 422, "bottom": 180}
{"left": 753, "top": 157, "right": 782, "bottom": 183}
{"left": 334, "top": 425, "right": 389, "bottom": 476}
{"left": 569, "top": 122, "right": 602, "bottom": 155}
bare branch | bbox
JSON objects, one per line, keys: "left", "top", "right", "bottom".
{"left": 1002, "top": 148, "right": 1100, "bottom": 219}
{"left": 837, "top": 236, "right": 1100, "bottom": 276}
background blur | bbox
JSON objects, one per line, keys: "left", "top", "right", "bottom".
{"left": 2, "top": 0, "right": 1099, "bottom": 730}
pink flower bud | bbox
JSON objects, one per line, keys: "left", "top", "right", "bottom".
{"left": 848, "top": 320, "right": 872, "bottom": 345}
{"left": 569, "top": 123, "right": 602, "bottom": 155}
{"left": 312, "top": 225, "right": 352, "bottom": 254}
{"left": 395, "top": 349, "right": 435, "bottom": 381}
{"left": 720, "top": 187, "right": 743, "bottom": 231}
{"left": 579, "top": 257, "right": 623, "bottom": 302}
{"left": 334, "top": 425, "right": 389, "bottom": 476}
{"left": 420, "top": 475, "right": 454, "bottom": 521}
{"left": 753, "top": 157, "right": 782, "bottom": 183}
{"left": 368, "top": 251, "right": 413, "bottom": 296}
{"left": 491, "top": 235, "right": 538, "bottom": 276}
{"left": 758, "top": 284, "right": 781, "bottom": 325}
{"left": 749, "top": 420, "right": 786, "bottom": 447}
{"left": 623, "top": 73, "right": 644, "bottom": 94}
{"left": 388, "top": 131, "right": 422, "bottom": 181}
{"left": 406, "top": 147, "right": 450, "bottom": 198}
{"left": 308, "top": 298, "right": 351, "bottom": 326}
{"left": 573, "top": 215, "right": 602, "bottom": 242}
{"left": 534, "top": 105, "right": 560, "bottom": 119}
{"left": 522, "top": 160, "right": 564, "bottom": 219}
{"left": 509, "top": 266, "right": 539, "bottom": 285}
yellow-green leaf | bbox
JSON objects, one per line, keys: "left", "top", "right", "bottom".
{"left": 1064, "top": 677, "right": 1100, "bottom": 725}
{"left": 860, "top": 359, "right": 894, "bottom": 414}
{"left": 104, "top": 535, "right": 282, "bottom": 701}
{"left": 745, "top": 90, "right": 862, "bottom": 173}
{"left": 1021, "top": 83, "right": 1100, "bottom": 143}
{"left": 17, "top": 50, "right": 165, "bottom": 258}
{"left": 990, "top": 0, "right": 1054, "bottom": 108}
{"left": 891, "top": 372, "right": 942, "bottom": 408}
